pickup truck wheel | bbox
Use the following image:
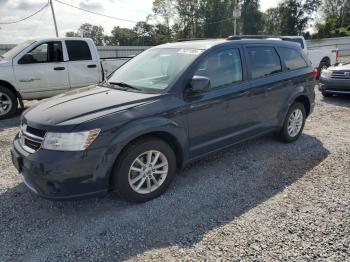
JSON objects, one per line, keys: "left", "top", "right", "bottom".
{"left": 0, "top": 86, "right": 18, "bottom": 120}
{"left": 278, "top": 102, "right": 306, "bottom": 143}
{"left": 111, "top": 137, "right": 176, "bottom": 203}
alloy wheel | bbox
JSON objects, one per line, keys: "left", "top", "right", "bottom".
{"left": 128, "top": 150, "right": 169, "bottom": 194}
{"left": 287, "top": 108, "right": 303, "bottom": 137}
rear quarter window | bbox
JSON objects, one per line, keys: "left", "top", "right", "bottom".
{"left": 66, "top": 40, "right": 92, "bottom": 61}
{"left": 277, "top": 47, "right": 307, "bottom": 70}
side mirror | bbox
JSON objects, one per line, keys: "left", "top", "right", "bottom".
{"left": 188, "top": 75, "right": 210, "bottom": 93}
{"left": 18, "top": 54, "right": 35, "bottom": 64}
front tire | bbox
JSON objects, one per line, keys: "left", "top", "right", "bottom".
{"left": 111, "top": 137, "right": 177, "bottom": 203}
{"left": 0, "top": 86, "right": 18, "bottom": 120}
{"left": 278, "top": 102, "right": 306, "bottom": 143}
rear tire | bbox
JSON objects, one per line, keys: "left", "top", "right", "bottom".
{"left": 111, "top": 137, "right": 177, "bottom": 203}
{"left": 278, "top": 102, "right": 306, "bottom": 143}
{"left": 0, "top": 86, "right": 18, "bottom": 120}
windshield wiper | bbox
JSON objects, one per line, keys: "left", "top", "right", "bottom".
{"left": 109, "top": 82, "right": 142, "bottom": 91}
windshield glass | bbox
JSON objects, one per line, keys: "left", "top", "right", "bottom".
{"left": 1, "top": 40, "right": 35, "bottom": 60}
{"left": 108, "top": 48, "right": 203, "bottom": 92}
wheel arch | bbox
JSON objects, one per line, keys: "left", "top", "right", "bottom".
{"left": 320, "top": 56, "right": 331, "bottom": 66}
{"left": 294, "top": 95, "right": 311, "bottom": 117}
{"left": 104, "top": 118, "right": 188, "bottom": 188}
{"left": 0, "top": 80, "right": 22, "bottom": 100}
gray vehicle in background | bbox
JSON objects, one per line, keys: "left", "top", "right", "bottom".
{"left": 319, "top": 62, "right": 350, "bottom": 97}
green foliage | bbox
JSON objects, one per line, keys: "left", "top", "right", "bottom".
{"left": 241, "top": 0, "right": 264, "bottom": 34}
{"left": 65, "top": 23, "right": 105, "bottom": 46}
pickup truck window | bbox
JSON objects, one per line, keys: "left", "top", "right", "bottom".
{"left": 277, "top": 47, "right": 307, "bottom": 70}
{"left": 108, "top": 48, "right": 203, "bottom": 91}
{"left": 18, "top": 42, "right": 63, "bottom": 64}
{"left": 194, "top": 49, "right": 242, "bottom": 89}
{"left": 247, "top": 47, "right": 282, "bottom": 79}
{"left": 66, "top": 40, "right": 92, "bottom": 61}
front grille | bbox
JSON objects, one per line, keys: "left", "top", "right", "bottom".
{"left": 330, "top": 71, "right": 350, "bottom": 80}
{"left": 19, "top": 124, "right": 46, "bottom": 153}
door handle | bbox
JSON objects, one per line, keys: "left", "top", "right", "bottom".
{"left": 87, "top": 64, "right": 97, "bottom": 68}
{"left": 54, "top": 67, "right": 65, "bottom": 71}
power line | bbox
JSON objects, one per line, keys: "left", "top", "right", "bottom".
{"left": 0, "top": 2, "right": 49, "bottom": 25}
{"left": 54, "top": 0, "right": 138, "bottom": 23}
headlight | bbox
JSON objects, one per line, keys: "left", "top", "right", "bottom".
{"left": 42, "top": 129, "right": 100, "bottom": 151}
{"left": 321, "top": 70, "right": 332, "bottom": 78}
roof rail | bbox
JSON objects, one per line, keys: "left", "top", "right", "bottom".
{"left": 227, "top": 35, "right": 282, "bottom": 40}
{"left": 177, "top": 38, "right": 212, "bottom": 42}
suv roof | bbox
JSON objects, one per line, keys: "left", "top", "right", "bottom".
{"left": 156, "top": 38, "right": 303, "bottom": 50}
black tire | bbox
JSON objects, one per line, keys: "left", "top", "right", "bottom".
{"left": 278, "top": 102, "right": 306, "bottom": 143}
{"left": 322, "top": 91, "right": 333, "bottom": 98}
{"left": 0, "top": 86, "right": 18, "bottom": 120}
{"left": 111, "top": 136, "right": 177, "bottom": 203}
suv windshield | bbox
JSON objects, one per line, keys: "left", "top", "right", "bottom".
{"left": 108, "top": 48, "right": 203, "bottom": 92}
{"left": 1, "top": 40, "right": 35, "bottom": 60}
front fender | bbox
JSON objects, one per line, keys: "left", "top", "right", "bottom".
{"left": 101, "top": 116, "right": 188, "bottom": 186}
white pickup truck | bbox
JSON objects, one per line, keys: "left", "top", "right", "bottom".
{"left": 0, "top": 37, "right": 129, "bottom": 119}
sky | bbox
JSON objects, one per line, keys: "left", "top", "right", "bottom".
{"left": 0, "top": 0, "right": 279, "bottom": 44}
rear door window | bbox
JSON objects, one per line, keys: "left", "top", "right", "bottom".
{"left": 247, "top": 47, "right": 282, "bottom": 79}
{"left": 277, "top": 47, "right": 307, "bottom": 70}
{"left": 66, "top": 40, "right": 92, "bottom": 61}
{"left": 194, "top": 49, "right": 243, "bottom": 89}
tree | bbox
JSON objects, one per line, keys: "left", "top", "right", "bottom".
{"left": 278, "top": 0, "right": 320, "bottom": 35}
{"left": 78, "top": 23, "right": 105, "bottom": 46}
{"left": 152, "top": 0, "right": 176, "bottom": 41}
{"left": 321, "top": 0, "right": 350, "bottom": 27}
{"left": 65, "top": 23, "right": 105, "bottom": 45}
{"left": 133, "top": 21, "right": 156, "bottom": 45}
{"left": 241, "top": 0, "right": 264, "bottom": 34}
{"left": 106, "top": 26, "right": 138, "bottom": 46}
{"left": 65, "top": 31, "right": 80, "bottom": 37}
{"left": 263, "top": 7, "right": 281, "bottom": 35}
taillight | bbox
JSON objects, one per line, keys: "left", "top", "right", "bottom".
{"left": 313, "top": 68, "right": 318, "bottom": 79}
{"left": 336, "top": 50, "right": 339, "bottom": 61}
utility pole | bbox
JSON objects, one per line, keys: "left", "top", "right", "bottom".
{"left": 49, "top": 0, "right": 59, "bottom": 37}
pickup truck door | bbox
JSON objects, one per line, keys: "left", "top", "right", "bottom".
{"left": 65, "top": 40, "right": 100, "bottom": 88}
{"left": 13, "top": 41, "right": 70, "bottom": 98}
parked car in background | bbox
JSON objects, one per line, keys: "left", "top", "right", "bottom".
{"left": 229, "top": 35, "right": 338, "bottom": 74}
{"left": 0, "top": 38, "right": 128, "bottom": 119}
{"left": 319, "top": 61, "right": 350, "bottom": 97}
{"left": 11, "top": 38, "right": 316, "bottom": 202}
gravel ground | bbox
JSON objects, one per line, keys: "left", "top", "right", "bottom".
{"left": 0, "top": 91, "right": 349, "bottom": 262}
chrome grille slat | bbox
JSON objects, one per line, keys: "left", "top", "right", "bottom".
{"left": 330, "top": 71, "right": 350, "bottom": 80}
{"left": 19, "top": 124, "right": 46, "bottom": 153}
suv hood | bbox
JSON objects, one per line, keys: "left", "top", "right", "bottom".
{"left": 24, "top": 85, "right": 162, "bottom": 128}
{"left": 328, "top": 63, "right": 350, "bottom": 71}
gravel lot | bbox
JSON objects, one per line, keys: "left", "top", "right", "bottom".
{"left": 0, "top": 91, "right": 349, "bottom": 262}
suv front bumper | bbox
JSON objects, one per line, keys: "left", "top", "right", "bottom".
{"left": 11, "top": 135, "right": 110, "bottom": 200}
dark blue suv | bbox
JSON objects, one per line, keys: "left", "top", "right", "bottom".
{"left": 11, "top": 38, "right": 316, "bottom": 202}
